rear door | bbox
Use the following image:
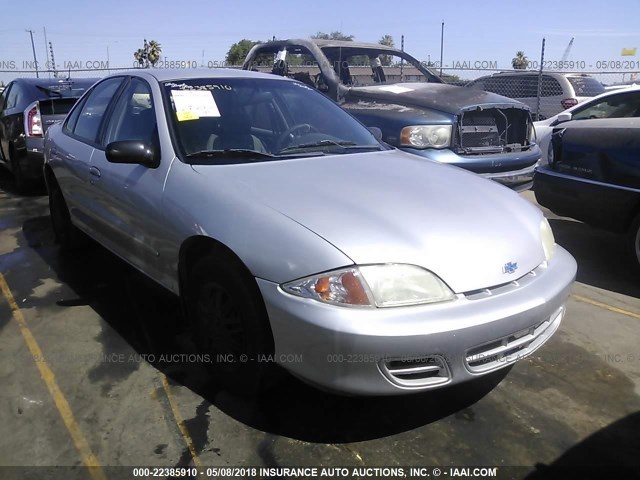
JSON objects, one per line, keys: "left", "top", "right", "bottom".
{"left": 52, "top": 77, "right": 126, "bottom": 234}
{"left": 0, "top": 82, "right": 22, "bottom": 164}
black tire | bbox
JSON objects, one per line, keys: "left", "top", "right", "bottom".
{"left": 627, "top": 213, "right": 640, "bottom": 270}
{"left": 49, "top": 182, "right": 89, "bottom": 249}
{"left": 188, "top": 254, "right": 275, "bottom": 395}
{"left": 9, "top": 148, "right": 27, "bottom": 194}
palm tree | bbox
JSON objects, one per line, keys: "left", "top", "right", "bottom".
{"left": 132, "top": 39, "right": 162, "bottom": 68}
{"left": 378, "top": 34, "right": 395, "bottom": 66}
{"left": 147, "top": 40, "right": 162, "bottom": 67}
{"left": 512, "top": 51, "right": 528, "bottom": 70}
{"left": 133, "top": 48, "right": 146, "bottom": 67}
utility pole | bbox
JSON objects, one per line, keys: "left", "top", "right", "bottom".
{"left": 49, "top": 42, "right": 58, "bottom": 78}
{"left": 400, "top": 35, "right": 404, "bottom": 80}
{"left": 43, "top": 27, "right": 50, "bottom": 77}
{"left": 439, "top": 21, "right": 444, "bottom": 76}
{"left": 26, "top": 29, "right": 39, "bottom": 77}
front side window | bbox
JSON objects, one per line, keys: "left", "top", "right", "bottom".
{"left": 572, "top": 92, "right": 640, "bottom": 120}
{"left": 103, "top": 78, "right": 156, "bottom": 146}
{"left": 164, "top": 77, "right": 383, "bottom": 162}
{"left": 71, "top": 77, "right": 124, "bottom": 144}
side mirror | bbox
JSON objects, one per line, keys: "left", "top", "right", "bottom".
{"left": 556, "top": 112, "right": 572, "bottom": 124}
{"left": 106, "top": 140, "right": 159, "bottom": 167}
{"left": 367, "top": 126, "right": 383, "bottom": 141}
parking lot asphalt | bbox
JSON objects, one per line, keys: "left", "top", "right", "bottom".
{"left": 0, "top": 170, "right": 639, "bottom": 479}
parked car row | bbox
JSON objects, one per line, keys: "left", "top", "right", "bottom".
{"left": 244, "top": 39, "right": 541, "bottom": 191}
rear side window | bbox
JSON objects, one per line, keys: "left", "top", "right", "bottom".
{"left": 567, "top": 77, "right": 605, "bottom": 97}
{"left": 71, "top": 77, "right": 124, "bottom": 143}
{"left": 540, "top": 76, "right": 563, "bottom": 97}
{"left": 478, "top": 76, "right": 539, "bottom": 98}
{"left": 5, "top": 83, "right": 20, "bottom": 109}
{"left": 479, "top": 77, "right": 511, "bottom": 96}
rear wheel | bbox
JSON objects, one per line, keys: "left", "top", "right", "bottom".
{"left": 188, "top": 254, "right": 275, "bottom": 395}
{"left": 49, "top": 181, "right": 89, "bottom": 249}
{"left": 9, "top": 148, "right": 27, "bottom": 194}
{"left": 628, "top": 213, "right": 640, "bottom": 270}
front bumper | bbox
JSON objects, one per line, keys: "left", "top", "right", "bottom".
{"left": 257, "top": 246, "right": 576, "bottom": 395}
{"left": 402, "top": 144, "right": 541, "bottom": 192}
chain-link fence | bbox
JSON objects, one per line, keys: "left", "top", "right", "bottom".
{"left": 2, "top": 66, "right": 637, "bottom": 121}
{"left": 439, "top": 67, "right": 638, "bottom": 120}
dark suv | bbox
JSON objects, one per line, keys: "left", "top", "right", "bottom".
{"left": 243, "top": 39, "right": 541, "bottom": 191}
{"left": 0, "top": 77, "right": 99, "bottom": 191}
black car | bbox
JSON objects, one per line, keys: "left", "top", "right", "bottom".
{"left": 0, "top": 77, "right": 99, "bottom": 191}
{"left": 534, "top": 117, "right": 640, "bottom": 266}
{"left": 243, "top": 39, "right": 540, "bottom": 191}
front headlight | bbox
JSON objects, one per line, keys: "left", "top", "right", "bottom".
{"left": 282, "top": 264, "right": 455, "bottom": 308}
{"left": 541, "top": 218, "right": 556, "bottom": 262}
{"left": 400, "top": 125, "right": 452, "bottom": 149}
{"left": 528, "top": 123, "right": 537, "bottom": 144}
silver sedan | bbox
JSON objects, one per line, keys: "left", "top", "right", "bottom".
{"left": 44, "top": 69, "right": 576, "bottom": 396}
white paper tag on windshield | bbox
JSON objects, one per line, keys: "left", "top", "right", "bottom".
{"left": 378, "top": 85, "right": 414, "bottom": 94}
{"left": 171, "top": 90, "right": 221, "bottom": 121}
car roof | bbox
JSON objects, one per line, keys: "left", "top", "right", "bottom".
{"left": 251, "top": 38, "right": 401, "bottom": 53}
{"left": 108, "top": 68, "right": 292, "bottom": 83}
{"left": 12, "top": 77, "right": 100, "bottom": 86}
{"left": 311, "top": 39, "right": 399, "bottom": 52}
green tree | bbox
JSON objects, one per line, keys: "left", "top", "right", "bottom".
{"left": 311, "top": 31, "right": 354, "bottom": 41}
{"left": 133, "top": 39, "right": 162, "bottom": 68}
{"left": 147, "top": 40, "right": 162, "bottom": 67}
{"left": 378, "top": 35, "right": 394, "bottom": 47}
{"left": 511, "top": 51, "right": 528, "bottom": 70}
{"left": 378, "top": 34, "right": 395, "bottom": 66}
{"left": 226, "top": 39, "right": 260, "bottom": 65}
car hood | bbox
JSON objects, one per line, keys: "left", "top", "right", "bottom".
{"left": 347, "top": 83, "right": 529, "bottom": 115}
{"left": 192, "top": 150, "right": 545, "bottom": 293}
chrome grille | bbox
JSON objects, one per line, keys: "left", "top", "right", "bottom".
{"left": 464, "top": 265, "right": 543, "bottom": 300}
{"left": 465, "top": 306, "right": 565, "bottom": 374}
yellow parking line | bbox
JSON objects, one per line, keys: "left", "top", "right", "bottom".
{"left": 572, "top": 294, "right": 640, "bottom": 320}
{"left": 160, "top": 375, "right": 203, "bottom": 467}
{"left": 0, "top": 273, "right": 107, "bottom": 480}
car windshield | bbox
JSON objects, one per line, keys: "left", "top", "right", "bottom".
{"left": 567, "top": 76, "right": 605, "bottom": 97}
{"left": 163, "top": 77, "right": 384, "bottom": 162}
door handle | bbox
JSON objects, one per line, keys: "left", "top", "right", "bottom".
{"left": 89, "top": 166, "right": 101, "bottom": 178}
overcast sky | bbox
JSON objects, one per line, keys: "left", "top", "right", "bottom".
{"left": 1, "top": 0, "right": 639, "bottom": 82}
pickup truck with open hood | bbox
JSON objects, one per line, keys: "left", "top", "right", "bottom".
{"left": 243, "top": 39, "right": 540, "bottom": 191}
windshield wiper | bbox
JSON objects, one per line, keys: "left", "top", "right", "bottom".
{"left": 184, "top": 148, "right": 323, "bottom": 162}
{"left": 278, "top": 139, "right": 382, "bottom": 153}
{"left": 35, "top": 85, "right": 63, "bottom": 97}
{"left": 186, "top": 149, "right": 277, "bottom": 159}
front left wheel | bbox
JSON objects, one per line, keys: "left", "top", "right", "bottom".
{"left": 188, "top": 253, "right": 275, "bottom": 395}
